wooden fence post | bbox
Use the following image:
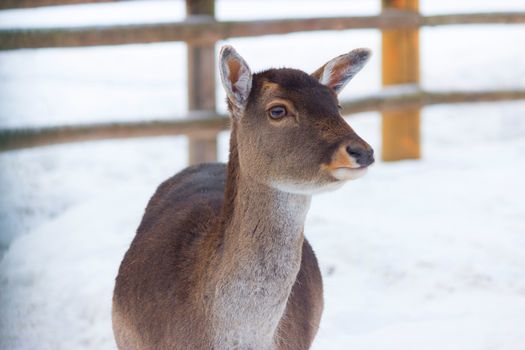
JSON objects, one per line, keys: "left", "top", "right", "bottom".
{"left": 381, "top": 0, "right": 421, "bottom": 161}
{"left": 186, "top": 0, "right": 217, "bottom": 164}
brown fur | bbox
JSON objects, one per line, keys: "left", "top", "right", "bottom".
{"left": 322, "top": 147, "right": 359, "bottom": 170}
{"left": 113, "top": 48, "right": 372, "bottom": 350}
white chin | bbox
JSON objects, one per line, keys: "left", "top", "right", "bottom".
{"left": 331, "top": 167, "right": 368, "bottom": 181}
{"left": 273, "top": 180, "right": 345, "bottom": 195}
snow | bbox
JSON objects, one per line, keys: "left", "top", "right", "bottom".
{"left": 1, "top": 1, "right": 525, "bottom": 349}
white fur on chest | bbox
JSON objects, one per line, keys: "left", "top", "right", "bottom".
{"left": 210, "top": 190, "right": 310, "bottom": 350}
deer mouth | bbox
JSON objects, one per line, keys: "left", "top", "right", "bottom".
{"left": 330, "top": 166, "right": 368, "bottom": 181}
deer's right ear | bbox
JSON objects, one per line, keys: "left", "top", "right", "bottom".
{"left": 219, "top": 45, "right": 252, "bottom": 112}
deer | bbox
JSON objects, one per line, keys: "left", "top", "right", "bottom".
{"left": 112, "top": 45, "right": 374, "bottom": 350}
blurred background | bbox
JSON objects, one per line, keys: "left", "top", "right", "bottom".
{"left": 1, "top": 0, "right": 524, "bottom": 349}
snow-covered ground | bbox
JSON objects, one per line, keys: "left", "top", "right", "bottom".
{"left": 1, "top": 1, "right": 525, "bottom": 349}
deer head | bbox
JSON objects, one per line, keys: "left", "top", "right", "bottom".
{"left": 219, "top": 45, "right": 374, "bottom": 195}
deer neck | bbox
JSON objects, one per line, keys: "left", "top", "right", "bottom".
{"left": 208, "top": 124, "right": 312, "bottom": 348}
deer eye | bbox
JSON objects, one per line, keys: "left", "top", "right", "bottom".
{"left": 268, "top": 105, "right": 287, "bottom": 119}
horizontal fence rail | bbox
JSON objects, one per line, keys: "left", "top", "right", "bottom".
{"left": 2, "top": 86, "right": 525, "bottom": 151}
{"left": 0, "top": 0, "right": 128, "bottom": 9}
{"left": 1, "top": 12, "right": 525, "bottom": 50}
{"left": 1, "top": 0, "right": 525, "bottom": 160}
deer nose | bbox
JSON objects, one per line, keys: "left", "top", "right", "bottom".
{"left": 345, "top": 145, "right": 374, "bottom": 167}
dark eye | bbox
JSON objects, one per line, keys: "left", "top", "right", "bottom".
{"left": 268, "top": 105, "right": 287, "bottom": 119}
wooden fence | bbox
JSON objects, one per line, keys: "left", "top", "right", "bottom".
{"left": 1, "top": 0, "right": 524, "bottom": 162}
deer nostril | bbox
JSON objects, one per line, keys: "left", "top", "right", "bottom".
{"left": 346, "top": 146, "right": 363, "bottom": 159}
{"left": 346, "top": 145, "right": 374, "bottom": 166}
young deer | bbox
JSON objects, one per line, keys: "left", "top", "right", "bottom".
{"left": 113, "top": 45, "right": 374, "bottom": 350}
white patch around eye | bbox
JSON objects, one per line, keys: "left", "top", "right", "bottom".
{"left": 331, "top": 167, "right": 368, "bottom": 181}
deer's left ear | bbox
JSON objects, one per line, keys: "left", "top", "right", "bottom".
{"left": 311, "top": 48, "right": 371, "bottom": 94}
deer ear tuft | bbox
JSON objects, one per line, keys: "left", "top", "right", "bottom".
{"left": 311, "top": 48, "right": 371, "bottom": 94}
{"left": 219, "top": 45, "right": 252, "bottom": 111}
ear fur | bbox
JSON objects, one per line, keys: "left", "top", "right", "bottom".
{"left": 219, "top": 45, "right": 252, "bottom": 112}
{"left": 311, "top": 48, "right": 371, "bottom": 94}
